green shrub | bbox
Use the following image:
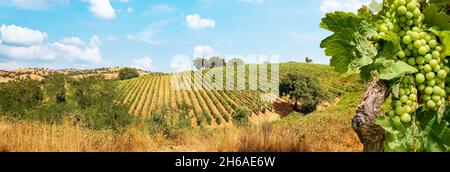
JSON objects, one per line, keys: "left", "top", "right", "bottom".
{"left": 279, "top": 72, "right": 330, "bottom": 114}
{"left": 118, "top": 67, "right": 140, "bottom": 80}
{"left": 0, "top": 79, "right": 43, "bottom": 116}
{"left": 232, "top": 106, "right": 252, "bottom": 126}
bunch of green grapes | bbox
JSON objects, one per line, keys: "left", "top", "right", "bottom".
{"left": 373, "top": 0, "right": 447, "bottom": 123}
{"left": 388, "top": 77, "right": 417, "bottom": 123}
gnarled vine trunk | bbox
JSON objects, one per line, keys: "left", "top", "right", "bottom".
{"left": 352, "top": 78, "right": 390, "bottom": 152}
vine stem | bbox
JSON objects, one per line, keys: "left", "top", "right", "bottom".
{"left": 352, "top": 78, "right": 390, "bottom": 152}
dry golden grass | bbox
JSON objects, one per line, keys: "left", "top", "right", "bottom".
{"left": 0, "top": 92, "right": 363, "bottom": 152}
{"left": 0, "top": 118, "right": 308, "bottom": 152}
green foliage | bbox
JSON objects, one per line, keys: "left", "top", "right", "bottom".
{"left": 146, "top": 104, "right": 191, "bottom": 139}
{"left": 44, "top": 73, "right": 66, "bottom": 103}
{"left": 193, "top": 57, "right": 226, "bottom": 70}
{"left": 70, "top": 76, "right": 132, "bottom": 132}
{"left": 321, "top": 0, "right": 450, "bottom": 152}
{"left": 423, "top": 4, "right": 450, "bottom": 30}
{"left": 227, "top": 58, "right": 245, "bottom": 66}
{"left": 0, "top": 79, "right": 43, "bottom": 115}
{"left": 232, "top": 106, "right": 251, "bottom": 126}
{"left": 320, "top": 11, "right": 377, "bottom": 73}
{"left": 279, "top": 73, "right": 330, "bottom": 114}
{"left": 118, "top": 67, "right": 140, "bottom": 80}
{"left": 0, "top": 76, "right": 132, "bottom": 133}
{"left": 377, "top": 108, "right": 450, "bottom": 152}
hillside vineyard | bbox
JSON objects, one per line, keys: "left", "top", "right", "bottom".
{"left": 118, "top": 67, "right": 277, "bottom": 127}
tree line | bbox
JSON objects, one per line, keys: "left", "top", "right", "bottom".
{"left": 193, "top": 57, "right": 245, "bottom": 70}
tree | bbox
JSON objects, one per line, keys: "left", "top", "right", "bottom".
{"left": 0, "top": 79, "right": 43, "bottom": 114}
{"left": 70, "top": 76, "right": 131, "bottom": 131}
{"left": 227, "top": 58, "right": 245, "bottom": 67}
{"left": 194, "top": 57, "right": 227, "bottom": 69}
{"left": 279, "top": 73, "right": 329, "bottom": 114}
{"left": 118, "top": 67, "right": 139, "bottom": 80}
{"left": 193, "top": 58, "right": 208, "bottom": 70}
{"left": 209, "top": 56, "right": 226, "bottom": 68}
{"left": 305, "top": 57, "right": 313, "bottom": 63}
{"left": 44, "top": 73, "right": 66, "bottom": 103}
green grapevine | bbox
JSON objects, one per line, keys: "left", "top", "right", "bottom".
{"left": 373, "top": 0, "right": 447, "bottom": 123}
{"left": 321, "top": 0, "right": 450, "bottom": 151}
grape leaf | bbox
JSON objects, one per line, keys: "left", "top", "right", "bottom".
{"left": 392, "top": 83, "right": 400, "bottom": 98}
{"left": 357, "top": 6, "right": 375, "bottom": 22}
{"left": 416, "top": 111, "right": 450, "bottom": 152}
{"left": 376, "top": 116, "right": 412, "bottom": 152}
{"left": 376, "top": 31, "right": 402, "bottom": 59}
{"left": 429, "top": 0, "right": 450, "bottom": 12}
{"left": 423, "top": 4, "right": 450, "bottom": 30}
{"left": 320, "top": 12, "right": 377, "bottom": 73}
{"left": 378, "top": 59, "right": 417, "bottom": 80}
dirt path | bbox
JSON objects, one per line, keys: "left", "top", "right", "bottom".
{"left": 272, "top": 98, "right": 293, "bottom": 118}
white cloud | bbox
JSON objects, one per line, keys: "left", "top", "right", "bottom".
{"left": 186, "top": 14, "right": 215, "bottom": 29}
{"left": 86, "top": 0, "right": 116, "bottom": 20}
{"left": 5, "top": 0, "right": 69, "bottom": 10}
{"left": 320, "top": 0, "right": 376, "bottom": 14}
{"left": 60, "top": 37, "right": 85, "bottom": 45}
{"left": 0, "top": 44, "right": 56, "bottom": 61}
{"left": 0, "top": 25, "right": 103, "bottom": 64}
{"left": 51, "top": 40, "right": 102, "bottom": 63}
{"left": 127, "top": 7, "right": 133, "bottom": 13}
{"left": 0, "top": 24, "right": 47, "bottom": 46}
{"left": 152, "top": 4, "right": 173, "bottom": 12}
{"left": 127, "top": 19, "right": 171, "bottom": 44}
{"left": 131, "top": 56, "right": 153, "bottom": 71}
{"left": 194, "top": 45, "right": 216, "bottom": 58}
{"left": 107, "top": 36, "right": 116, "bottom": 41}
{"left": 238, "top": 0, "right": 264, "bottom": 3}
{"left": 170, "top": 54, "right": 192, "bottom": 72}
{"left": 287, "top": 32, "right": 325, "bottom": 41}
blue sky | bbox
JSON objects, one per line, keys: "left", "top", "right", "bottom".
{"left": 0, "top": 0, "right": 375, "bottom": 72}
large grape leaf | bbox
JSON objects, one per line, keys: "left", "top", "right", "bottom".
{"left": 376, "top": 116, "right": 414, "bottom": 152}
{"left": 429, "top": 0, "right": 450, "bottom": 13}
{"left": 320, "top": 12, "right": 377, "bottom": 73}
{"left": 423, "top": 4, "right": 450, "bottom": 30}
{"left": 416, "top": 110, "right": 450, "bottom": 152}
{"left": 378, "top": 59, "right": 417, "bottom": 80}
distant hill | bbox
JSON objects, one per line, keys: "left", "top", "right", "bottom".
{"left": 0, "top": 67, "right": 150, "bottom": 83}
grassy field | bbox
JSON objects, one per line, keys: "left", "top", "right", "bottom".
{"left": 0, "top": 62, "right": 365, "bottom": 152}
{"left": 0, "top": 90, "right": 363, "bottom": 152}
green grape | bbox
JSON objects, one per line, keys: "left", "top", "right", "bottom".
{"left": 401, "top": 113, "right": 412, "bottom": 123}
{"left": 427, "top": 100, "right": 436, "bottom": 109}
{"left": 426, "top": 72, "right": 436, "bottom": 80}
{"left": 429, "top": 40, "right": 438, "bottom": 48}
{"left": 406, "top": 2, "right": 416, "bottom": 11}
{"left": 425, "top": 86, "right": 433, "bottom": 95}
{"left": 438, "top": 70, "right": 447, "bottom": 79}
{"left": 418, "top": 46, "right": 428, "bottom": 55}
{"left": 415, "top": 73, "right": 425, "bottom": 83}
